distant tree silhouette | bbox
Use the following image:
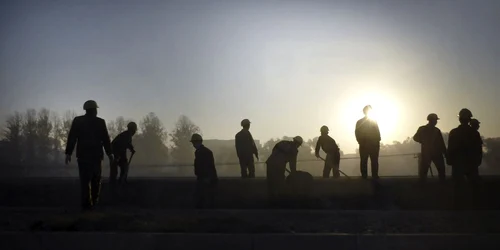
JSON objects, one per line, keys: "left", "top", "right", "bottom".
{"left": 107, "top": 120, "right": 117, "bottom": 139}
{"left": 2, "top": 112, "right": 24, "bottom": 164}
{"left": 133, "top": 112, "right": 169, "bottom": 165}
{"left": 169, "top": 115, "right": 200, "bottom": 164}
{"left": 36, "top": 109, "right": 53, "bottom": 164}
{"left": 22, "top": 109, "right": 38, "bottom": 164}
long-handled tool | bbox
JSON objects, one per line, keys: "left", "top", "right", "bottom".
{"left": 414, "top": 153, "right": 434, "bottom": 178}
{"left": 318, "top": 156, "right": 350, "bottom": 179}
{"left": 122, "top": 151, "right": 135, "bottom": 183}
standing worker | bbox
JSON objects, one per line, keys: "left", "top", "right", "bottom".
{"left": 447, "top": 109, "right": 483, "bottom": 207}
{"left": 470, "top": 119, "right": 483, "bottom": 169}
{"left": 265, "top": 136, "right": 303, "bottom": 202}
{"left": 315, "top": 125, "right": 341, "bottom": 178}
{"left": 110, "top": 122, "right": 137, "bottom": 187}
{"left": 235, "top": 119, "right": 259, "bottom": 178}
{"left": 355, "top": 105, "right": 381, "bottom": 179}
{"left": 190, "top": 133, "right": 218, "bottom": 209}
{"left": 65, "top": 100, "right": 113, "bottom": 211}
{"left": 413, "top": 113, "right": 447, "bottom": 182}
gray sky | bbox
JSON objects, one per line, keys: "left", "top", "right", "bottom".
{"left": 1, "top": 0, "right": 499, "bottom": 153}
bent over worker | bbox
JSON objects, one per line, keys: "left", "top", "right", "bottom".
{"left": 65, "top": 100, "right": 113, "bottom": 211}
{"left": 110, "top": 122, "right": 137, "bottom": 186}
{"left": 315, "top": 125, "right": 341, "bottom": 178}
{"left": 265, "top": 136, "right": 303, "bottom": 201}
{"left": 413, "top": 113, "right": 447, "bottom": 182}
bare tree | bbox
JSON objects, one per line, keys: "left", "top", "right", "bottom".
{"left": 50, "top": 112, "right": 63, "bottom": 164}
{"left": 36, "top": 108, "right": 53, "bottom": 164}
{"left": 169, "top": 115, "right": 200, "bottom": 164}
{"left": 133, "top": 112, "right": 169, "bottom": 165}
{"left": 22, "top": 109, "right": 38, "bottom": 164}
{"left": 107, "top": 120, "right": 118, "bottom": 139}
{"left": 60, "top": 110, "right": 76, "bottom": 149}
{"left": 115, "top": 116, "right": 126, "bottom": 133}
{"left": 2, "top": 112, "right": 24, "bottom": 164}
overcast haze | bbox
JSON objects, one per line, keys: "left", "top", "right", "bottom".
{"left": 1, "top": 0, "right": 499, "bottom": 153}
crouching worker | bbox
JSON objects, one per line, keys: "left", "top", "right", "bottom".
{"left": 266, "top": 136, "right": 303, "bottom": 203}
{"left": 110, "top": 122, "right": 137, "bottom": 188}
{"left": 191, "top": 133, "right": 218, "bottom": 209}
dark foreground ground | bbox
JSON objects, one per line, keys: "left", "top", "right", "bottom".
{"left": 1, "top": 177, "right": 500, "bottom": 249}
{"left": 1, "top": 176, "right": 500, "bottom": 209}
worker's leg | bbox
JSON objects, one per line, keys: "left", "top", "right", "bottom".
{"left": 432, "top": 155, "right": 446, "bottom": 183}
{"left": 77, "top": 159, "right": 92, "bottom": 210}
{"left": 322, "top": 154, "right": 333, "bottom": 178}
{"left": 359, "top": 145, "right": 369, "bottom": 179}
{"left": 369, "top": 145, "right": 380, "bottom": 179}
{"left": 248, "top": 161, "right": 256, "bottom": 178}
{"left": 419, "top": 154, "right": 431, "bottom": 182}
{"left": 332, "top": 151, "right": 341, "bottom": 178}
{"left": 109, "top": 159, "right": 118, "bottom": 187}
{"left": 90, "top": 160, "right": 102, "bottom": 207}
{"left": 239, "top": 160, "right": 248, "bottom": 178}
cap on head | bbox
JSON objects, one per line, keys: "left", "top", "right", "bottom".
{"left": 241, "top": 119, "right": 251, "bottom": 127}
{"left": 458, "top": 108, "right": 473, "bottom": 119}
{"left": 470, "top": 119, "right": 480, "bottom": 126}
{"left": 83, "top": 100, "right": 99, "bottom": 110}
{"left": 190, "top": 133, "right": 203, "bottom": 142}
{"left": 427, "top": 113, "right": 439, "bottom": 121}
{"left": 127, "top": 122, "right": 137, "bottom": 131}
{"left": 363, "top": 105, "right": 372, "bottom": 115}
{"left": 320, "top": 125, "right": 329, "bottom": 133}
{"left": 293, "top": 136, "right": 303, "bottom": 146}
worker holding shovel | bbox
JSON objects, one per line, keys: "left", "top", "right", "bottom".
{"left": 315, "top": 125, "right": 342, "bottom": 178}
{"left": 110, "top": 122, "right": 137, "bottom": 188}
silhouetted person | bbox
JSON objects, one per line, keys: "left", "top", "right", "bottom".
{"left": 65, "top": 100, "right": 113, "bottom": 211}
{"left": 266, "top": 136, "right": 303, "bottom": 202}
{"left": 315, "top": 125, "right": 341, "bottom": 178}
{"left": 447, "top": 108, "right": 482, "bottom": 207}
{"left": 191, "top": 133, "right": 218, "bottom": 209}
{"left": 110, "top": 122, "right": 137, "bottom": 188}
{"left": 355, "top": 105, "right": 381, "bottom": 179}
{"left": 413, "top": 113, "right": 447, "bottom": 182}
{"left": 235, "top": 119, "right": 259, "bottom": 178}
{"left": 470, "top": 119, "right": 483, "bottom": 169}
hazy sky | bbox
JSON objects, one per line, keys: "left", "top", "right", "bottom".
{"left": 1, "top": 0, "right": 499, "bottom": 153}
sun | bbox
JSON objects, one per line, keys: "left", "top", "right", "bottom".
{"left": 337, "top": 91, "right": 401, "bottom": 142}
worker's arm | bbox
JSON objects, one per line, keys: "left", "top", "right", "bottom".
{"left": 234, "top": 134, "right": 241, "bottom": 158}
{"left": 315, "top": 137, "right": 321, "bottom": 158}
{"left": 355, "top": 120, "right": 361, "bottom": 144}
{"left": 413, "top": 127, "right": 422, "bottom": 143}
{"left": 250, "top": 133, "right": 259, "bottom": 160}
{"left": 437, "top": 130, "right": 446, "bottom": 155}
{"left": 374, "top": 122, "right": 381, "bottom": 142}
{"left": 289, "top": 153, "right": 297, "bottom": 173}
{"left": 127, "top": 136, "right": 136, "bottom": 154}
{"left": 446, "top": 130, "right": 456, "bottom": 165}
{"left": 101, "top": 120, "right": 113, "bottom": 157}
{"left": 65, "top": 117, "right": 78, "bottom": 156}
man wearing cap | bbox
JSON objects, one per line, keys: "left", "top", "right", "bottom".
{"left": 315, "top": 125, "right": 341, "bottom": 178}
{"left": 65, "top": 100, "right": 113, "bottom": 211}
{"left": 447, "top": 108, "right": 483, "bottom": 207}
{"left": 355, "top": 105, "right": 381, "bottom": 179}
{"left": 190, "top": 133, "right": 218, "bottom": 209}
{"left": 265, "top": 136, "right": 303, "bottom": 202}
{"left": 413, "top": 113, "right": 447, "bottom": 182}
{"left": 110, "top": 122, "right": 137, "bottom": 188}
{"left": 235, "top": 119, "right": 259, "bottom": 178}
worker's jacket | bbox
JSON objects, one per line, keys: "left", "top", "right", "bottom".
{"left": 413, "top": 124, "right": 446, "bottom": 156}
{"left": 447, "top": 124, "right": 482, "bottom": 166}
{"left": 266, "top": 141, "right": 298, "bottom": 172}
{"left": 355, "top": 117, "right": 381, "bottom": 146}
{"left": 112, "top": 130, "right": 135, "bottom": 159}
{"left": 235, "top": 129, "right": 258, "bottom": 162}
{"left": 65, "top": 114, "right": 112, "bottom": 160}
{"left": 194, "top": 145, "right": 218, "bottom": 182}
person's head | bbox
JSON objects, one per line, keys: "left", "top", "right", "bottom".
{"left": 83, "top": 100, "right": 98, "bottom": 117}
{"left": 127, "top": 122, "right": 138, "bottom": 135}
{"left": 241, "top": 119, "right": 251, "bottom": 130}
{"left": 320, "top": 125, "right": 329, "bottom": 135}
{"left": 458, "top": 108, "right": 473, "bottom": 125}
{"left": 363, "top": 105, "right": 372, "bottom": 117}
{"left": 292, "top": 136, "right": 303, "bottom": 148}
{"left": 470, "top": 119, "right": 480, "bottom": 131}
{"left": 427, "top": 113, "right": 439, "bottom": 126}
{"left": 190, "top": 133, "right": 203, "bottom": 148}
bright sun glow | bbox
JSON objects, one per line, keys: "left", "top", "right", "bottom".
{"left": 338, "top": 91, "right": 401, "bottom": 143}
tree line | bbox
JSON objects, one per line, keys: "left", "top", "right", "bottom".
{"left": 1, "top": 108, "right": 500, "bottom": 176}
